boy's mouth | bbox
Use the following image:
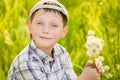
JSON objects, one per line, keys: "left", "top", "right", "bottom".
{"left": 40, "top": 36, "right": 51, "bottom": 40}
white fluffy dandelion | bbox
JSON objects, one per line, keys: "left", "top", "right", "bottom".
{"left": 85, "top": 30, "right": 104, "bottom": 57}
{"left": 85, "top": 30, "right": 104, "bottom": 67}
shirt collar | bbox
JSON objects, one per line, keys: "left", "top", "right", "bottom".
{"left": 30, "top": 40, "right": 54, "bottom": 64}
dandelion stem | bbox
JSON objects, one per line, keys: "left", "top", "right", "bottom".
{"left": 92, "top": 56, "right": 96, "bottom": 67}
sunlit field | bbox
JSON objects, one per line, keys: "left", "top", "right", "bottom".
{"left": 0, "top": 0, "right": 120, "bottom": 80}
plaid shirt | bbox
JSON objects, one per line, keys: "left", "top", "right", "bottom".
{"left": 8, "top": 41, "right": 77, "bottom": 80}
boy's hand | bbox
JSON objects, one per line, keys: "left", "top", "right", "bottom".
{"left": 78, "top": 66, "right": 100, "bottom": 80}
{"left": 77, "top": 59, "right": 104, "bottom": 80}
{"left": 85, "top": 59, "right": 104, "bottom": 74}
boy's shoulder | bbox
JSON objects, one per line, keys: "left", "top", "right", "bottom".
{"left": 54, "top": 43, "right": 69, "bottom": 59}
{"left": 11, "top": 44, "right": 30, "bottom": 66}
{"left": 55, "top": 43, "right": 67, "bottom": 53}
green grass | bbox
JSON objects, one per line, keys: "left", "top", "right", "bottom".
{"left": 0, "top": 0, "right": 120, "bottom": 80}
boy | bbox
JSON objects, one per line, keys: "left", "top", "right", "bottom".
{"left": 8, "top": 0, "right": 104, "bottom": 80}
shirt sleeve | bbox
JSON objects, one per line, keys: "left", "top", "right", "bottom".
{"left": 64, "top": 52, "right": 77, "bottom": 80}
{"left": 58, "top": 45, "right": 77, "bottom": 80}
{"left": 12, "top": 60, "right": 47, "bottom": 80}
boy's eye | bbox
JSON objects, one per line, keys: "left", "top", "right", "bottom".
{"left": 51, "top": 25, "right": 58, "bottom": 28}
{"left": 37, "top": 23, "right": 42, "bottom": 24}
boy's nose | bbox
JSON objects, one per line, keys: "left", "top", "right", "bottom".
{"left": 42, "top": 26, "right": 49, "bottom": 34}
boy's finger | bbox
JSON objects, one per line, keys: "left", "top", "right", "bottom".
{"left": 85, "top": 60, "right": 93, "bottom": 68}
{"left": 95, "top": 59, "right": 104, "bottom": 74}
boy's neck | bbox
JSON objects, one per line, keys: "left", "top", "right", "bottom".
{"left": 38, "top": 46, "right": 54, "bottom": 57}
{"left": 33, "top": 40, "right": 54, "bottom": 57}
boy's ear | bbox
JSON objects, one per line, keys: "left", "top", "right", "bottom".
{"left": 28, "top": 21, "right": 32, "bottom": 32}
{"left": 28, "top": 21, "right": 31, "bottom": 27}
{"left": 61, "top": 26, "right": 68, "bottom": 38}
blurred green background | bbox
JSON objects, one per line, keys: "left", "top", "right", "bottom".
{"left": 0, "top": 0, "right": 120, "bottom": 80}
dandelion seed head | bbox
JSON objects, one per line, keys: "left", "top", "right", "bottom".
{"left": 106, "top": 73, "right": 113, "bottom": 79}
{"left": 85, "top": 34, "right": 104, "bottom": 57}
{"left": 116, "top": 64, "right": 120, "bottom": 70}
{"left": 87, "top": 47, "right": 99, "bottom": 56}
{"left": 103, "top": 65, "right": 110, "bottom": 71}
{"left": 87, "top": 30, "right": 95, "bottom": 36}
{"left": 98, "top": 56, "right": 104, "bottom": 61}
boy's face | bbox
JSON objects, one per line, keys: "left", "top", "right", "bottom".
{"left": 28, "top": 9, "right": 68, "bottom": 50}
